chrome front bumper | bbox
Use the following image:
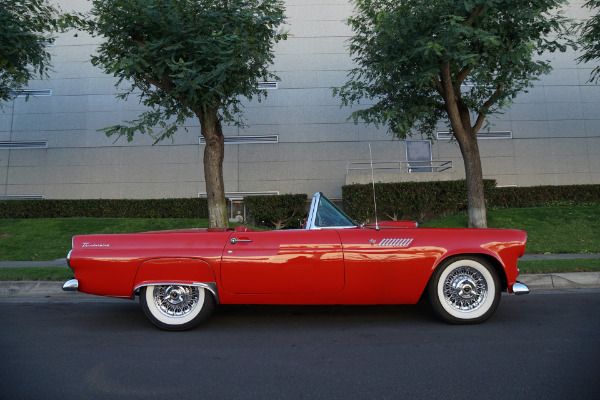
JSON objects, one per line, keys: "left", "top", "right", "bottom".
{"left": 62, "top": 279, "right": 79, "bottom": 292}
{"left": 511, "top": 282, "right": 529, "bottom": 295}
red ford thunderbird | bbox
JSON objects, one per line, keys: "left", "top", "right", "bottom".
{"left": 63, "top": 192, "right": 529, "bottom": 330}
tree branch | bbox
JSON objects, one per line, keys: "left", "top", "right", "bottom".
{"left": 472, "top": 84, "right": 504, "bottom": 133}
{"left": 463, "top": 7, "right": 484, "bottom": 26}
{"left": 433, "top": 77, "right": 444, "bottom": 96}
{"left": 440, "top": 62, "right": 468, "bottom": 139}
{"left": 455, "top": 66, "right": 471, "bottom": 86}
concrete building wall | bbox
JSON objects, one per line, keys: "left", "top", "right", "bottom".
{"left": 1, "top": 0, "right": 598, "bottom": 201}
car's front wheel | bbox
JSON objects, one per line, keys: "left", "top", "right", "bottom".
{"left": 140, "top": 285, "right": 215, "bottom": 331}
{"left": 427, "top": 256, "right": 501, "bottom": 324}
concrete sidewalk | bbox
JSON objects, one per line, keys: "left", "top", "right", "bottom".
{"left": 0, "top": 273, "right": 599, "bottom": 298}
{"left": 0, "top": 258, "right": 69, "bottom": 268}
{"left": 1, "top": 254, "right": 599, "bottom": 297}
{"left": 520, "top": 254, "right": 600, "bottom": 261}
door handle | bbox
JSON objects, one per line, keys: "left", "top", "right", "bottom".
{"left": 230, "top": 237, "right": 252, "bottom": 244}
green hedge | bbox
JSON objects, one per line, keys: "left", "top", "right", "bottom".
{"left": 244, "top": 194, "right": 307, "bottom": 229}
{"left": 342, "top": 181, "right": 600, "bottom": 222}
{"left": 0, "top": 198, "right": 209, "bottom": 219}
{"left": 490, "top": 185, "right": 600, "bottom": 208}
{"left": 342, "top": 180, "right": 496, "bottom": 222}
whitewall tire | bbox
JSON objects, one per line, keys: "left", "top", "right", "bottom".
{"left": 140, "top": 285, "right": 215, "bottom": 331}
{"left": 428, "top": 256, "right": 501, "bottom": 324}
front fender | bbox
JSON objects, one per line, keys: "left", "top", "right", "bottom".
{"left": 132, "top": 258, "right": 218, "bottom": 301}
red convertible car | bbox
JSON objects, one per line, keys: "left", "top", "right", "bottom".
{"left": 63, "top": 192, "right": 529, "bottom": 330}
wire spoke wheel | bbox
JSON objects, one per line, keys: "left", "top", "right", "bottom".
{"left": 428, "top": 256, "right": 501, "bottom": 324}
{"left": 443, "top": 266, "right": 488, "bottom": 312}
{"left": 140, "top": 284, "right": 215, "bottom": 331}
{"left": 154, "top": 285, "right": 200, "bottom": 318}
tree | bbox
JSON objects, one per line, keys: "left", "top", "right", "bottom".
{"left": 335, "top": 0, "right": 571, "bottom": 228}
{"left": 577, "top": 0, "right": 600, "bottom": 83}
{"left": 0, "top": 0, "right": 79, "bottom": 106}
{"left": 87, "top": 0, "right": 286, "bottom": 227}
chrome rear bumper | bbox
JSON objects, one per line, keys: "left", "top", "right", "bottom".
{"left": 62, "top": 279, "right": 79, "bottom": 292}
{"left": 511, "top": 282, "right": 530, "bottom": 295}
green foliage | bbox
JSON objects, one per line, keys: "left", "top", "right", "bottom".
{"left": 0, "top": 198, "right": 209, "bottom": 219}
{"left": 343, "top": 180, "right": 496, "bottom": 222}
{"left": 87, "top": 0, "right": 287, "bottom": 142}
{"left": 576, "top": 0, "right": 600, "bottom": 82}
{"left": 0, "top": 0, "right": 82, "bottom": 105}
{"left": 244, "top": 194, "right": 307, "bottom": 229}
{"left": 336, "top": 0, "right": 572, "bottom": 139}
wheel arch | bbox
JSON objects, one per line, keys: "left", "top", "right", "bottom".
{"left": 430, "top": 253, "right": 508, "bottom": 293}
{"left": 132, "top": 257, "right": 219, "bottom": 302}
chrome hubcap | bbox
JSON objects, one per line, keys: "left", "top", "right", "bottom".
{"left": 153, "top": 285, "right": 200, "bottom": 318}
{"left": 443, "top": 266, "right": 488, "bottom": 311}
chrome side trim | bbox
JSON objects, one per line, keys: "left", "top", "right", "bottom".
{"left": 512, "top": 282, "right": 530, "bottom": 295}
{"left": 66, "top": 250, "right": 72, "bottom": 269}
{"left": 134, "top": 282, "right": 220, "bottom": 304}
{"left": 62, "top": 279, "right": 79, "bottom": 291}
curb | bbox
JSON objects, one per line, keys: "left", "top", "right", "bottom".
{"left": 518, "top": 272, "right": 600, "bottom": 291}
{"left": 1, "top": 272, "right": 599, "bottom": 298}
{"left": 0, "top": 259, "right": 68, "bottom": 268}
{"left": 0, "top": 281, "right": 90, "bottom": 298}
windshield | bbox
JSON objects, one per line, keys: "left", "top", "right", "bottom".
{"left": 305, "top": 193, "right": 358, "bottom": 229}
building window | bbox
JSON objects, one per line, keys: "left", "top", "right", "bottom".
{"left": 0, "top": 195, "right": 45, "bottom": 200}
{"left": 199, "top": 135, "right": 279, "bottom": 145}
{"left": 257, "top": 81, "right": 278, "bottom": 90}
{"left": 437, "top": 131, "right": 512, "bottom": 140}
{"left": 0, "top": 141, "right": 48, "bottom": 149}
{"left": 7, "top": 89, "right": 52, "bottom": 97}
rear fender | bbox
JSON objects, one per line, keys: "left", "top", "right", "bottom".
{"left": 132, "top": 258, "right": 218, "bottom": 302}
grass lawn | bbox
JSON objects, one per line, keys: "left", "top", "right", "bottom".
{"left": 0, "top": 218, "right": 211, "bottom": 261}
{"left": 0, "top": 205, "right": 598, "bottom": 280}
{"left": 518, "top": 258, "right": 600, "bottom": 274}
{"left": 0, "top": 267, "right": 74, "bottom": 281}
{"left": 421, "top": 205, "right": 600, "bottom": 254}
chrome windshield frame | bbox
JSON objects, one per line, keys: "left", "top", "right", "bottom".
{"left": 304, "top": 192, "right": 358, "bottom": 230}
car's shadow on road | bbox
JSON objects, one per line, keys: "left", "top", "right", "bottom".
{"left": 208, "top": 301, "right": 437, "bottom": 329}
{"left": 65, "top": 298, "right": 439, "bottom": 332}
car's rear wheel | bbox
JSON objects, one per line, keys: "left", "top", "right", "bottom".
{"left": 427, "top": 256, "right": 500, "bottom": 324}
{"left": 140, "top": 285, "right": 215, "bottom": 331}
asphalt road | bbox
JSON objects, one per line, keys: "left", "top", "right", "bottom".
{"left": 1, "top": 291, "right": 599, "bottom": 400}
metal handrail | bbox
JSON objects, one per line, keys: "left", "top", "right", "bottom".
{"left": 346, "top": 160, "right": 453, "bottom": 174}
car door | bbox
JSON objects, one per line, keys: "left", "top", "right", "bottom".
{"left": 220, "top": 229, "right": 344, "bottom": 295}
{"left": 336, "top": 228, "right": 445, "bottom": 303}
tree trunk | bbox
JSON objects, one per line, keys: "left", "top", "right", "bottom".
{"left": 455, "top": 133, "right": 487, "bottom": 228}
{"left": 438, "top": 63, "right": 487, "bottom": 228}
{"left": 200, "top": 107, "right": 228, "bottom": 228}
